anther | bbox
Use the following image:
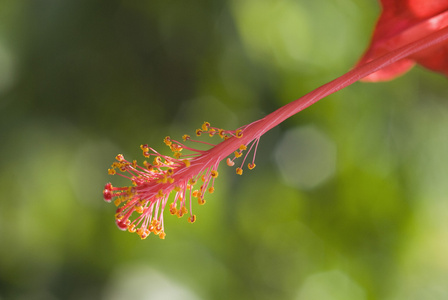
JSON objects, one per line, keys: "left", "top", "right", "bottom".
{"left": 188, "top": 215, "right": 196, "bottom": 223}
{"left": 202, "top": 122, "right": 210, "bottom": 131}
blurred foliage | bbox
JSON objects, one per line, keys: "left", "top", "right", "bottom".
{"left": 1, "top": 0, "right": 448, "bottom": 299}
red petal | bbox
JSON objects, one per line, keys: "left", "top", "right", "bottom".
{"left": 358, "top": 0, "right": 448, "bottom": 81}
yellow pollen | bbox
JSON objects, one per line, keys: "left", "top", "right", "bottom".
{"left": 236, "top": 167, "right": 243, "bottom": 175}
{"left": 183, "top": 159, "right": 191, "bottom": 167}
{"left": 116, "top": 154, "right": 125, "bottom": 161}
{"left": 177, "top": 206, "right": 188, "bottom": 218}
{"left": 188, "top": 215, "right": 196, "bottom": 223}
{"left": 140, "top": 229, "right": 150, "bottom": 240}
{"left": 202, "top": 122, "right": 210, "bottom": 131}
{"left": 182, "top": 134, "right": 190, "bottom": 141}
{"left": 196, "top": 129, "right": 202, "bottom": 136}
{"left": 169, "top": 203, "right": 177, "bottom": 215}
{"left": 157, "top": 189, "right": 164, "bottom": 198}
{"left": 208, "top": 187, "right": 215, "bottom": 193}
{"left": 211, "top": 170, "right": 218, "bottom": 178}
{"left": 164, "top": 136, "right": 172, "bottom": 146}
{"left": 198, "top": 198, "right": 206, "bottom": 205}
{"left": 128, "top": 224, "right": 136, "bottom": 233}
{"left": 108, "top": 168, "right": 116, "bottom": 175}
{"left": 153, "top": 156, "right": 162, "bottom": 166}
{"left": 248, "top": 163, "right": 256, "bottom": 170}
{"left": 170, "top": 144, "right": 182, "bottom": 152}
{"left": 235, "top": 129, "right": 243, "bottom": 138}
{"left": 234, "top": 151, "right": 242, "bottom": 158}
{"left": 159, "top": 232, "right": 166, "bottom": 239}
{"left": 239, "top": 144, "right": 247, "bottom": 151}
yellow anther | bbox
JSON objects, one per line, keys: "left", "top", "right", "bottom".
{"left": 108, "top": 168, "right": 116, "bottom": 175}
{"left": 168, "top": 177, "right": 174, "bottom": 184}
{"left": 114, "top": 198, "right": 121, "bottom": 207}
{"left": 201, "top": 174, "right": 206, "bottom": 182}
{"left": 159, "top": 231, "right": 166, "bottom": 239}
{"left": 235, "top": 129, "right": 243, "bottom": 138}
{"left": 140, "top": 145, "right": 150, "bottom": 157}
{"left": 157, "top": 189, "right": 164, "bottom": 198}
{"left": 196, "top": 129, "right": 202, "bottom": 136}
{"left": 234, "top": 151, "right": 242, "bottom": 158}
{"left": 202, "top": 122, "right": 210, "bottom": 131}
{"left": 153, "top": 156, "right": 160, "bottom": 165}
{"left": 192, "top": 190, "right": 199, "bottom": 198}
{"left": 218, "top": 129, "right": 225, "bottom": 138}
{"left": 248, "top": 163, "right": 256, "bottom": 170}
{"left": 169, "top": 203, "right": 177, "bottom": 215}
{"left": 208, "top": 187, "right": 215, "bottom": 193}
{"left": 189, "top": 178, "right": 197, "bottom": 185}
{"left": 183, "top": 159, "right": 191, "bottom": 167}
{"left": 182, "top": 134, "right": 190, "bottom": 141}
{"left": 132, "top": 160, "right": 137, "bottom": 168}
{"left": 170, "top": 144, "right": 182, "bottom": 152}
{"left": 136, "top": 227, "right": 144, "bottom": 236}
{"left": 154, "top": 226, "right": 162, "bottom": 235}
{"left": 164, "top": 136, "right": 172, "bottom": 146}
{"left": 239, "top": 144, "right": 247, "bottom": 151}
{"left": 174, "top": 185, "right": 181, "bottom": 192}
{"left": 226, "top": 158, "right": 235, "bottom": 166}
{"left": 128, "top": 224, "right": 136, "bottom": 233}
{"left": 209, "top": 128, "right": 216, "bottom": 137}
{"left": 198, "top": 198, "right": 206, "bottom": 205}
{"left": 177, "top": 206, "right": 188, "bottom": 218}
{"left": 236, "top": 167, "right": 243, "bottom": 175}
{"left": 188, "top": 215, "right": 196, "bottom": 223}
{"left": 211, "top": 170, "right": 218, "bottom": 178}
{"left": 140, "top": 229, "right": 150, "bottom": 240}
{"left": 135, "top": 206, "right": 144, "bottom": 214}
{"left": 116, "top": 154, "right": 125, "bottom": 161}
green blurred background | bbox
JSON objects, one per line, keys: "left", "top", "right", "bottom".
{"left": 1, "top": 0, "right": 448, "bottom": 299}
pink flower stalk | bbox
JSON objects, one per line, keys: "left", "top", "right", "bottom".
{"left": 103, "top": 7, "right": 448, "bottom": 240}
